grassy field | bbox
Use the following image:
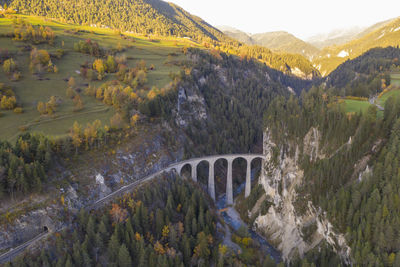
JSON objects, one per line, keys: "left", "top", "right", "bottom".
{"left": 0, "top": 15, "right": 192, "bottom": 141}
{"left": 343, "top": 99, "right": 384, "bottom": 118}
{"left": 390, "top": 73, "right": 400, "bottom": 87}
{"left": 344, "top": 99, "right": 372, "bottom": 114}
{"left": 378, "top": 89, "right": 400, "bottom": 106}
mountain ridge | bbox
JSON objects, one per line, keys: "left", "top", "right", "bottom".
{"left": 251, "top": 31, "right": 320, "bottom": 59}
{"left": 218, "top": 26, "right": 320, "bottom": 59}
{"left": 218, "top": 16, "right": 400, "bottom": 77}
{"left": 314, "top": 16, "right": 400, "bottom": 75}
{"left": 307, "top": 26, "right": 365, "bottom": 49}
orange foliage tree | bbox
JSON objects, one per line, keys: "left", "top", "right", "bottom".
{"left": 110, "top": 203, "right": 128, "bottom": 224}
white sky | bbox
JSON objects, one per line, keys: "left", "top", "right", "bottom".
{"left": 167, "top": 0, "right": 400, "bottom": 39}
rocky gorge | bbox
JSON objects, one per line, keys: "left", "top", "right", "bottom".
{"left": 244, "top": 128, "right": 353, "bottom": 263}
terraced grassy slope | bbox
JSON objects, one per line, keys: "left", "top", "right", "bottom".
{"left": 0, "top": 15, "right": 189, "bottom": 140}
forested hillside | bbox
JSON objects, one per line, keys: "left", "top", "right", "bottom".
{"left": 9, "top": 176, "right": 222, "bottom": 266}
{"left": 4, "top": 0, "right": 226, "bottom": 42}
{"left": 262, "top": 85, "right": 400, "bottom": 265}
{"left": 177, "top": 48, "right": 313, "bottom": 157}
{"left": 0, "top": 133, "right": 51, "bottom": 199}
{"left": 233, "top": 45, "right": 319, "bottom": 78}
{"left": 325, "top": 47, "right": 400, "bottom": 97}
{"left": 7, "top": 175, "right": 278, "bottom": 266}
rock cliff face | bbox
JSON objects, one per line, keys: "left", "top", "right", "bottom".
{"left": 0, "top": 206, "right": 61, "bottom": 252}
{"left": 174, "top": 84, "right": 207, "bottom": 128}
{"left": 252, "top": 128, "right": 351, "bottom": 263}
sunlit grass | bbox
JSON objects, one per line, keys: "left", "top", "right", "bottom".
{"left": 0, "top": 14, "right": 193, "bottom": 141}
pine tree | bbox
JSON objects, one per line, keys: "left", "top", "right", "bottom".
{"left": 138, "top": 245, "right": 147, "bottom": 266}
{"left": 108, "top": 233, "right": 120, "bottom": 262}
{"left": 182, "top": 234, "right": 191, "bottom": 265}
{"left": 117, "top": 244, "right": 132, "bottom": 267}
{"left": 155, "top": 208, "right": 164, "bottom": 238}
{"left": 191, "top": 217, "right": 197, "bottom": 236}
{"left": 72, "top": 242, "right": 83, "bottom": 266}
{"left": 169, "top": 226, "right": 177, "bottom": 248}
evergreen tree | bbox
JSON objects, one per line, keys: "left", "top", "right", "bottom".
{"left": 117, "top": 244, "right": 132, "bottom": 267}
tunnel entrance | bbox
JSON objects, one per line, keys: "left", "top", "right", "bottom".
{"left": 43, "top": 226, "right": 48, "bottom": 232}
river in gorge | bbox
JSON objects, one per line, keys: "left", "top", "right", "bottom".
{"left": 216, "top": 172, "right": 282, "bottom": 263}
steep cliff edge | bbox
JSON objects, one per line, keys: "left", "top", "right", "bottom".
{"left": 249, "top": 128, "right": 351, "bottom": 263}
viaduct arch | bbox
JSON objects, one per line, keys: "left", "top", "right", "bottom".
{"left": 164, "top": 154, "right": 265, "bottom": 205}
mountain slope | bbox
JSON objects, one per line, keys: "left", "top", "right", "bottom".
{"left": 251, "top": 31, "right": 320, "bottom": 59}
{"left": 217, "top": 26, "right": 254, "bottom": 44}
{"left": 307, "top": 26, "right": 365, "bottom": 49}
{"left": 178, "top": 48, "right": 314, "bottom": 156}
{"left": 220, "top": 27, "right": 319, "bottom": 59}
{"left": 324, "top": 47, "right": 400, "bottom": 96}
{"left": 6, "top": 0, "right": 228, "bottom": 43}
{"left": 3, "top": 0, "right": 320, "bottom": 78}
{"left": 314, "top": 17, "right": 400, "bottom": 75}
{"left": 354, "top": 17, "right": 395, "bottom": 39}
{"left": 308, "top": 18, "right": 396, "bottom": 50}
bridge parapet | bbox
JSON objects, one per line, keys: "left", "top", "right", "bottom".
{"left": 164, "top": 154, "right": 265, "bottom": 204}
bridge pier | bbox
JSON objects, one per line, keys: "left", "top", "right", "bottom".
{"left": 226, "top": 159, "right": 233, "bottom": 205}
{"left": 177, "top": 166, "right": 183, "bottom": 177}
{"left": 191, "top": 163, "right": 197, "bottom": 182}
{"left": 208, "top": 160, "right": 215, "bottom": 200}
{"left": 166, "top": 154, "right": 265, "bottom": 205}
{"left": 245, "top": 159, "right": 251, "bottom": 198}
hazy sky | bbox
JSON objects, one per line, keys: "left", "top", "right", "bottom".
{"left": 168, "top": 0, "right": 400, "bottom": 39}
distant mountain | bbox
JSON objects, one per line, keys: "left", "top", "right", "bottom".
{"left": 306, "top": 18, "right": 396, "bottom": 50}
{"left": 314, "top": 17, "right": 400, "bottom": 76}
{"left": 218, "top": 27, "right": 319, "bottom": 59}
{"left": 354, "top": 18, "right": 395, "bottom": 39}
{"left": 217, "top": 26, "right": 254, "bottom": 44}
{"left": 251, "top": 31, "right": 319, "bottom": 59}
{"left": 307, "top": 27, "right": 365, "bottom": 49}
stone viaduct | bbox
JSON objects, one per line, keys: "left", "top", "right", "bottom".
{"left": 164, "top": 154, "right": 265, "bottom": 205}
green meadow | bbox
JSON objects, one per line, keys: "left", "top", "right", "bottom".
{"left": 344, "top": 99, "right": 372, "bottom": 114}
{"left": 344, "top": 99, "right": 384, "bottom": 117}
{"left": 0, "top": 15, "right": 192, "bottom": 141}
{"left": 378, "top": 89, "right": 400, "bottom": 106}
